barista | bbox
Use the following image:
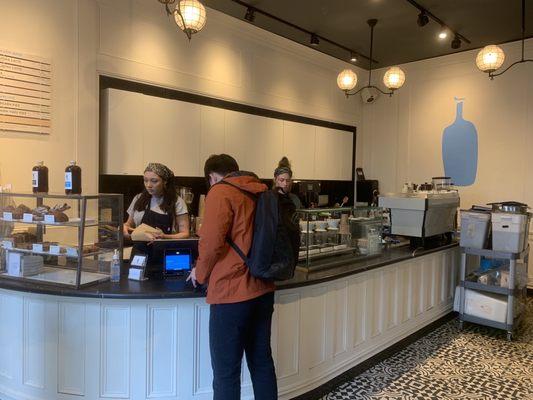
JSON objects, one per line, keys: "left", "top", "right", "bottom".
{"left": 273, "top": 157, "right": 303, "bottom": 209}
{"left": 123, "top": 163, "right": 190, "bottom": 241}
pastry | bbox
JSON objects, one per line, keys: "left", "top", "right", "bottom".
{"left": 82, "top": 244, "right": 99, "bottom": 254}
{"left": 46, "top": 210, "right": 69, "bottom": 223}
{"left": 32, "top": 205, "right": 50, "bottom": 220}
{"left": 51, "top": 203, "right": 71, "bottom": 212}
{"left": 16, "top": 204, "right": 32, "bottom": 214}
{"left": 11, "top": 231, "right": 38, "bottom": 245}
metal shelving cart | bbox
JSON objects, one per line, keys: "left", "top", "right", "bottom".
{"left": 458, "top": 246, "right": 529, "bottom": 341}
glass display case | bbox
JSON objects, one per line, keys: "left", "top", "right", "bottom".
{"left": 0, "top": 193, "right": 123, "bottom": 288}
{"left": 297, "top": 206, "right": 385, "bottom": 270}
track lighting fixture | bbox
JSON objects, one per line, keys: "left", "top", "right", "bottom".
{"left": 337, "top": 19, "right": 405, "bottom": 100}
{"left": 244, "top": 7, "right": 255, "bottom": 22}
{"left": 417, "top": 11, "right": 429, "bottom": 27}
{"left": 350, "top": 52, "right": 358, "bottom": 62}
{"left": 230, "top": 0, "right": 373, "bottom": 65}
{"left": 157, "top": 0, "right": 206, "bottom": 40}
{"left": 405, "top": 1, "right": 471, "bottom": 47}
{"left": 451, "top": 36, "right": 461, "bottom": 49}
{"left": 477, "top": 0, "right": 532, "bottom": 79}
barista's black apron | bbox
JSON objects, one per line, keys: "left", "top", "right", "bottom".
{"left": 130, "top": 205, "right": 174, "bottom": 273}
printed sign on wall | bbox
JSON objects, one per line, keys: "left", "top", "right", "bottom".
{"left": 442, "top": 98, "right": 478, "bottom": 186}
{"left": 0, "top": 49, "right": 51, "bottom": 135}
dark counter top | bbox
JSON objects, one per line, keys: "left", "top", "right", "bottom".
{"left": 0, "top": 243, "right": 458, "bottom": 299}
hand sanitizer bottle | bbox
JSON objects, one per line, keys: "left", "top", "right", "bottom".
{"left": 110, "top": 249, "right": 120, "bottom": 282}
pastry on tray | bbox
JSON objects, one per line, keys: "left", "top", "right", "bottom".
{"left": 12, "top": 204, "right": 31, "bottom": 219}
{"left": 46, "top": 210, "right": 69, "bottom": 223}
{"left": 16, "top": 204, "right": 32, "bottom": 214}
{"left": 82, "top": 244, "right": 99, "bottom": 254}
{"left": 32, "top": 205, "right": 50, "bottom": 221}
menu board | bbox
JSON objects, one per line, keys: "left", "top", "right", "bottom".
{"left": 0, "top": 49, "right": 51, "bottom": 135}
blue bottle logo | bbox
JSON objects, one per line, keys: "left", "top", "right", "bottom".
{"left": 442, "top": 98, "right": 478, "bottom": 186}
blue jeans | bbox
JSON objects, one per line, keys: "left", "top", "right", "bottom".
{"left": 209, "top": 292, "right": 277, "bottom": 400}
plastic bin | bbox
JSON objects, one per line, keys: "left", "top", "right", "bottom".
{"left": 492, "top": 212, "right": 528, "bottom": 253}
{"left": 460, "top": 210, "right": 490, "bottom": 249}
{"left": 453, "top": 287, "right": 508, "bottom": 323}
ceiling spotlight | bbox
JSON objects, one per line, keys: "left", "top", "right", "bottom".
{"left": 417, "top": 11, "right": 429, "bottom": 27}
{"left": 451, "top": 36, "right": 461, "bottom": 49}
{"left": 310, "top": 33, "right": 320, "bottom": 46}
{"left": 350, "top": 52, "right": 358, "bottom": 62}
{"left": 244, "top": 7, "right": 255, "bottom": 23}
{"left": 438, "top": 27, "right": 448, "bottom": 39}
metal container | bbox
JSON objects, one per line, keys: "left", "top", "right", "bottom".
{"left": 489, "top": 201, "right": 528, "bottom": 214}
{"left": 431, "top": 176, "right": 452, "bottom": 191}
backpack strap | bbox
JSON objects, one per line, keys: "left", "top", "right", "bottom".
{"left": 217, "top": 180, "right": 257, "bottom": 263}
{"left": 227, "top": 237, "right": 247, "bottom": 263}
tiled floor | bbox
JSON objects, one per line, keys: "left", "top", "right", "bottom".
{"left": 321, "top": 298, "right": 533, "bottom": 400}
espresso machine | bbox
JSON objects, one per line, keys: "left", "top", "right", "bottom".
{"left": 378, "top": 177, "right": 460, "bottom": 247}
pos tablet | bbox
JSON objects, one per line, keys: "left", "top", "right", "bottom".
{"left": 163, "top": 248, "right": 192, "bottom": 277}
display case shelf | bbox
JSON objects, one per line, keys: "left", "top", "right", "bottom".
{"left": 0, "top": 217, "right": 101, "bottom": 227}
{"left": 461, "top": 280, "right": 516, "bottom": 296}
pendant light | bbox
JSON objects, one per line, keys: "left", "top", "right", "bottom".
{"left": 476, "top": 0, "right": 532, "bottom": 79}
{"left": 337, "top": 19, "right": 406, "bottom": 99}
{"left": 158, "top": 0, "right": 207, "bottom": 40}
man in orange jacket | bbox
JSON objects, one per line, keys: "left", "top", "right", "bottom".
{"left": 188, "top": 154, "right": 277, "bottom": 400}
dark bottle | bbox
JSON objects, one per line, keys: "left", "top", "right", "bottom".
{"left": 65, "top": 161, "right": 82, "bottom": 195}
{"left": 32, "top": 161, "right": 49, "bottom": 193}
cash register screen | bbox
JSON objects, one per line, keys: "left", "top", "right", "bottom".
{"left": 164, "top": 249, "right": 191, "bottom": 274}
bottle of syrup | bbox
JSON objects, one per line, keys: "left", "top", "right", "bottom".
{"left": 32, "top": 161, "right": 49, "bottom": 193}
{"left": 65, "top": 161, "right": 82, "bottom": 195}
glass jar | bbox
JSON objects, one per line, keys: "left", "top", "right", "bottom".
{"left": 367, "top": 227, "right": 381, "bottom": 254}
{"left": 314, "top": 229, "right": 327, "bottom": 246}
{"left": 326, "top": 227, "right": 340, "bottom": 245}
{"left": 300, "top": 230, "right": 314, "bottom": 248}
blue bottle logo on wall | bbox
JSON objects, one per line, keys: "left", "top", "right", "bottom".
{"left": 442, "top": 98, "right": 478, "bottom": 186}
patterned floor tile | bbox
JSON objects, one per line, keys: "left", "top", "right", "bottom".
{"left": 322, "top": 298, "right": 533, "bottom": 400}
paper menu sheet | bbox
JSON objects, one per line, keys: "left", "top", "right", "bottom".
{"left": 130, "top": 223, "right": 161, "bottom": 242}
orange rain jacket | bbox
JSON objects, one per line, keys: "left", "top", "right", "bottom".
{"left": 195, "top": 173, "right": 275, "bottom": 304}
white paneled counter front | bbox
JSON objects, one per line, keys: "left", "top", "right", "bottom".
{"left": 0, "top": 245, "right": 459, "bottom": 400}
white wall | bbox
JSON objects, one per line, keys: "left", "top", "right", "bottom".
{"left": 359, "top": 39, "right": 533, "bottom": 287}
{"left": 0, "top": 0, "right": 362, "bottom": 193}
{"left": 0, "top": 0, "right": 98, "bottom": 194}
{"left": 358, "top": 38, "right": 533, "bottom": 210}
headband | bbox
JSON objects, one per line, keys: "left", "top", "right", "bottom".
{"left": 144, "top": 163, "right": 174, "bottom": 181}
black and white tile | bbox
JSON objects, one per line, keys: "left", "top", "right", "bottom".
{"left": 322, "top": 298, "right": 533, "bottom": 400}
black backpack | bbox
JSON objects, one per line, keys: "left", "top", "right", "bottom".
{"left": 222, "top": 182, "right": 300, "bottom": 281}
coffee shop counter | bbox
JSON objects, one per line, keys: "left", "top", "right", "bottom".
{"left": 0, "top": 243, "right": 459, "bottom": 400}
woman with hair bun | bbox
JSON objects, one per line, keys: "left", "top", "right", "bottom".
{"left": 273, "top": 157, "right": 302, "bottom": 209}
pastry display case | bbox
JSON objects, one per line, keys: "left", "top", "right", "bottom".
{"left": 0, "top": 193, "right": 123, "bottom": 288}
{"left": 297, "top": 206, "right": 385, "bottom": 270}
